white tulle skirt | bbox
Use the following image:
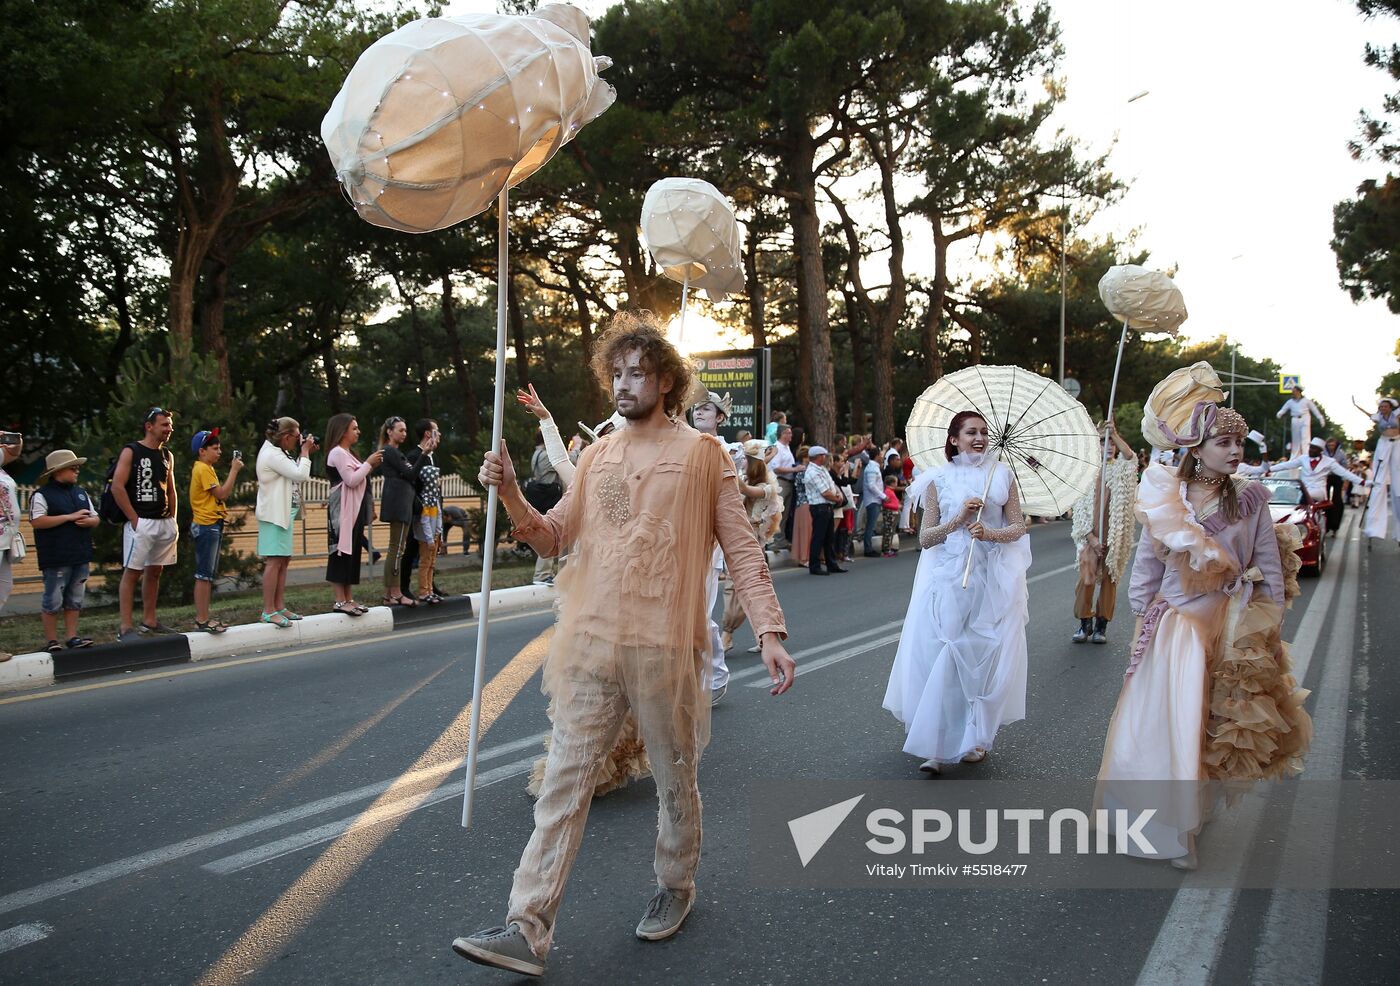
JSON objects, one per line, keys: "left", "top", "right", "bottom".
{"left": 883, "top": 532, "right": 1032, "bottom": 764}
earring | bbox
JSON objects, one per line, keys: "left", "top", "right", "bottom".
{"left": 1192, "top": 456, "right": 1203, "bottom": 476}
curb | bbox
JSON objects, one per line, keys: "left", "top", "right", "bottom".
{"left": 0, "top": 582, "right": 556, "bottom": 695}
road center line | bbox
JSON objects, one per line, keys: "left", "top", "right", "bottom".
{"left": 203, "top": 755, "right": 539, "bottom": 875}
{"left": 0, "top": 730, "right": 547, "bottom": 919}
{"left": 1133, "top": 514, "right": 1354, "bottom": 986}
{"left": 0, "top": 921, "right": 52, "bottom": 955}
{"left": 1249, "top": 522, "right": 1361, "bottom": 983}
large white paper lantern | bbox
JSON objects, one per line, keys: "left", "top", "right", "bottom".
{"left": 321, "top": 3, "right": 614, "bottom": 233}
{"left": 1097, "top": 264, "right": 1188, "bottom": 334}
{"left": 640, "top": 178, "right": 744, "bottom": 301}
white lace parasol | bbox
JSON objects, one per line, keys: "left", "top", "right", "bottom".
{"left": 906, "top": 365, "right": 1100, "bottom": 517}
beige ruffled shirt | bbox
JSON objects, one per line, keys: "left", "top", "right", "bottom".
{"left": 509, "top": 419, "right": 787, "bottom": 650}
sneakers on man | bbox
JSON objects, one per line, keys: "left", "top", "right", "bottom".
{"left": 451, "top": 923, "right": 544, "bottom": 977}
{"left": 710, "top": 683, "right": 727, "bottom": 707}
{"left": 636, "top": 888, "right": 693, "bottom": 941}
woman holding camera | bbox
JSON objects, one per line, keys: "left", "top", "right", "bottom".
{"left": 256, "top": 418, "right": 317, "bottom": 628}
{"left": 325, "top": 413, "right": 383, "bottom": 615}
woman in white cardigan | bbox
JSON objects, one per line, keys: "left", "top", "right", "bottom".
{"left": 256, "top": 417, "right": 317, "bottom": 627}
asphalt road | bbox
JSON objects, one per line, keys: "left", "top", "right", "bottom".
{"left": 0, "top": 515, "right": 1394, "bottom": 985}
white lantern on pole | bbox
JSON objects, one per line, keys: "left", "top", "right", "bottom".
{"left": 1095, "top": 263, "right": 1188, "bottom": 543}
{"left": 639, "top": 177, "right": 743, "bottom": 348}
{"left": 321, "top": 3, "right": 614, "bottom": 829}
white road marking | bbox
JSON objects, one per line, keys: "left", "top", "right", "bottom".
{"left": 744, "top": 633, "right": 904, "bottom": 687}
{"left": 1250, "top": 523, "right": 1361, "bottom": 983}
{"left": 0, "top": 731, "right": 547, "bottom": 918}
{"left": 1134, "top": 514, "right": 1355, "bottom": 986}
{"left": 0, "top": 922, "right": 52, "bottom": 954}
{"left": 202, "top": 755, "right": 538, "bottom": 875}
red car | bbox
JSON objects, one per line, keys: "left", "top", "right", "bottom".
{"left": 1260, "top": 476, "right": 1327, "bottom": 576}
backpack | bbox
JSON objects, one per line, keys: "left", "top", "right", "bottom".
{"left": 97, "top": 443, "right": 156, "bottom": 526}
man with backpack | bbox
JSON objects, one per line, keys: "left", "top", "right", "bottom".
{"left": 108, "top": 407, "right": 179, "bottom": 640}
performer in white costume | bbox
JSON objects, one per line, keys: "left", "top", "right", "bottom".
{"left": 1096, "top": 363, "right": 1311, "bottom": 870}
{"left": 1268, "top": 437, "right": 1366, "bottom": 503}
{"left": 883, "top": 410, "right": 1031, "bottom": 773}
{"left": 1276, "top": 385, "right": 1325, "bottom": 456}
{"left": 1355, "top": 396, "right": 1400, "bottom": 544}
{"left": 691, "top": 390, "right": 735, "bottom": 701}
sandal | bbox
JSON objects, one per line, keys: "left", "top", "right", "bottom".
{"left": 45, "top": 639, "right": 63, "bottom": 654}
{"left": 353, "top": 602, "right": 370, "bottom": 615}
{"left": 194, "top": 620, "right": 228, "bottom": 634}
{"left": 65, "top": 636, "right": 95, "bottom": 649}
{"left": 260, "top": 611, "right": 293, "bottom": 629}
{"left": 332, "top": 601, "right": 363, "bottom": 617}
{"left": 278, "top": 609, "right": 304, "bottom": 621}
{"left": 384, "top": 594, "right": 417, "bottom": 608}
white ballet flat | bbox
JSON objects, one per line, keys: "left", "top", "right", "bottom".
{"left": 918, "top": 759, "right": 941, "bottom": 774}
{"left": 961, "top": 748, "right": 988, "bottom": 763}
{"left": 1170, "top": 851, "right": 1198, "bottom": 871}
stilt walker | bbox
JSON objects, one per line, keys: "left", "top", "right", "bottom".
{"left": 1356, "top": 396, "right": 1400, "bottom": 545}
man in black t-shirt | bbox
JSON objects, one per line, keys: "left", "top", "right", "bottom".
{"left": 111, "top": 408, "right": 179, "bottom": 640}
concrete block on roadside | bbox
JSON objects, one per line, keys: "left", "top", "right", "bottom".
{"left": 188, "top": 607, "right": 395, "bottom": 661}
{"left": 0, "top": 652, "right": 55, "bottom": 692}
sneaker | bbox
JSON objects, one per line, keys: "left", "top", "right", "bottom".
{"left": 635, "top": 888, "right": 693, "bottom": 941}
{"left": 116, "top": 628, "right": 142, "bottom": 643}
{"left": 710, "top": 683, "right": 727, "bottom": 707}
{"left": 451, "top": 923, "right": 544, "bottom": 977}
{"left": 746, "top": 643, "right": 762, "bottom": 654}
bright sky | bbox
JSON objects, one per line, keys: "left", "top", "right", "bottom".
{"left": 440, "top": 0, "right": 1400, "bottom": 436}
{"left": 1047, "top": 0, "right": 1398, "bottom": 436}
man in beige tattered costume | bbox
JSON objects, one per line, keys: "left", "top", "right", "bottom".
{"left": 454, "top": 312, "right": 795, "bottom": 977}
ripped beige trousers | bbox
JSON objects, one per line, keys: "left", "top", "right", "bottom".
{"left": 507, "top": 663, "right": 702, "bottom": 958}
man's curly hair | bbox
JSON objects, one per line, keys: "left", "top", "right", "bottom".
{"left": 590, "top": 310, "right": 695, "bottom": 420}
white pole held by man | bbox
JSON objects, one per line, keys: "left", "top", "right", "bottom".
{"left": 319, "top": 2, "right": 616, "bottom": 827}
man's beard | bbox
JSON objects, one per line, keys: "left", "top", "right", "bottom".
{"left": 615, "top": 391, "right": 659, "bottom": 420}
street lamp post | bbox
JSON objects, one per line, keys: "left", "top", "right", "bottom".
{"left": 1060, "top": 90, "right": 1149, "bottom": 387}
{"left": 1058, "top": 190, "right": 1067, "bottom": 385}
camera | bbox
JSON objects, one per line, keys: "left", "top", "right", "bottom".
{"left": 0, "top": 432, "right": 21, "bottom": 445}
{"left": 231, "top": 450, "right": 243, "bottom": 461}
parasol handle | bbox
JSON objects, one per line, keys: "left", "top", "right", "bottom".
{"left": 960, "top": 448, "right": 1002, "bottom": 589}
{"left": 462, "top": 186, "right": 510, "bottom": 828}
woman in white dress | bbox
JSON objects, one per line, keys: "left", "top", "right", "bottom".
{"left": 883, "top": 410, "right": 1031, "bottom": 773}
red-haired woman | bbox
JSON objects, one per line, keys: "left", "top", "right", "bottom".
{"left": 882, "top": 410, "right": 1031, "bottom": 773}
